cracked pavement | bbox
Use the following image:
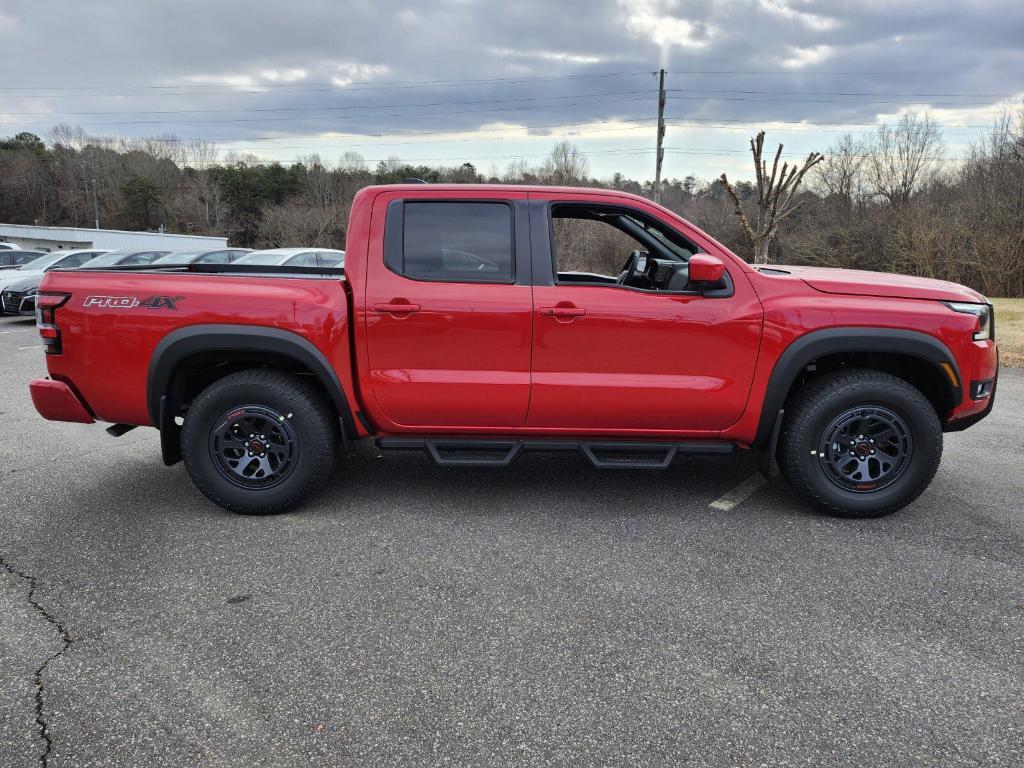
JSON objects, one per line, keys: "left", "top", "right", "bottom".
{"left": 1, "top": 314, "right": 1023, "bottom": 767}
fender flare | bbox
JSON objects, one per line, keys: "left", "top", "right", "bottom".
{"left": 147, "top": 324, "right": 358, "bottom": 443}
{"left": 753, "top": 327, "right": 962, "bottom": 450}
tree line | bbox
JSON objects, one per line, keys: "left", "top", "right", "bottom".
{"left": 1, "top": 109, "right": 1022, "bottom": 297}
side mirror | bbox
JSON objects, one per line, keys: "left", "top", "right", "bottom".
{"left": 688, "top": 253, "right": 726, "bottom": 284}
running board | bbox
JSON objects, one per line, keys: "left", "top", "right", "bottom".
{"left": 375, "top": 437, "right": 736, "bottom": 470}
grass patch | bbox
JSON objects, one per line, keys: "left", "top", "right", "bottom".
{"left": 992, "top": 298, "right": 1024, "bottom": 367}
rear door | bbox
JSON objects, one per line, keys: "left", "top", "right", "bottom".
{"left": 363, "top": 191, "right": 532, "bottom": 429}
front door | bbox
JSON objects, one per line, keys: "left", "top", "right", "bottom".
{"left": 364, "top": 193, "right": 533, "bottom": 429}
{"left": 527, "top": 195, "right": 763, "bottom": 433}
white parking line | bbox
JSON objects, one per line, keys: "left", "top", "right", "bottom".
{"left": 18, "top": 344, "right": 44, "bottom": 350}
{"left": 709, "top": 474, "right": 767, "bottom": 511}
{"left": 0, "top": 330, "right": 36, "bottom": 335}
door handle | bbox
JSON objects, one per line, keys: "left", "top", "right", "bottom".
{"left": 539, "top": 305, "right": 586, "bottom": 318}
{"left": 374, "top": 301, "right": 421, "bottom": 315}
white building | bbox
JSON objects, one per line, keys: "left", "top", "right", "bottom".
{"left": 0, "top": 223, "right": 228, "bottom": 252}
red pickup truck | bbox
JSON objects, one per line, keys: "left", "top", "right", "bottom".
{"left": 29, "top": 184, "right": 997, "bottom": 517}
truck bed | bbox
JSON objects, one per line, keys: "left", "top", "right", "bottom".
{"left": 37, "top": 268, "right": 353, "bottom": 427}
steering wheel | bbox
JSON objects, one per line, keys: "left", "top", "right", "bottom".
{"left": 618, "top": 250, "right": 650, "bottom": 287}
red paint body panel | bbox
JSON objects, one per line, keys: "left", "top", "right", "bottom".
{"left": 525, "top": 190, "right": 762, "bottom": 433}
{"left": 37, "top": 271, "right": 357, "bottom": 428}
{"left": 29, "top": 378, "right": 94, "bottom": 423}
{"left": 362, "top": 189, "right": 533, "bottom": 428}
{"left": 31, "top": 183, "right": 998, "bottom": 446}
{"left": 778, "top": 264, "right": 988, "bottom": 303}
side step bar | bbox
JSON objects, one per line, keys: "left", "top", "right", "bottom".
{"left": 376, "top": 437, "right": 737, "bottom": 470}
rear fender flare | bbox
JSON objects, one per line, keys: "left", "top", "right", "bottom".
{"left": 147, "top": 325, "right": 357, "bottom": 457}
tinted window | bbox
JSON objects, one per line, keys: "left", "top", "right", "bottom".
{"left": 197, "top": 251, "right": 232, "bottom": 264}
{"left": 56, "top": 252, "right": 100, "bottom": 268}
{"left": 121, "top": 251, "right": 165, "bottom": 265}
{"left": 402, "top": 202, "right": 512, "bottom": 282}
{"left": 233, "top": 252, "right": 286, "bottom": 265}
{"left": 288, "top": 252, "right": 320, "bottom": 267}
{"left": 152, "top": 250, "right": 204, "bottom": 265}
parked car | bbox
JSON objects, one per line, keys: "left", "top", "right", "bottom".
{"left": 0, "top": 250, "right": 47, "bottom": 270}
{"left": 1, "top": 249, "right": 168, "bottom": 315}
{"left": 78, "top": 248, "right": 171, "bottom": 270}
{"left": 0, "top": 242, "right": 21, "bottom": 250}
{"left": 0, "top": 250, "right": 107, "bottom": 311}
{"left": 149, "top": 248, "right": 251, "bottom": 266}
{"left": 29, "top": 185, "right": 997, "bottom": 518}
{"left": 0, "top": 275, "right": 42, "bottom": 315}
{"left": 232, "top": 248, "right": 345, "bottom": 268}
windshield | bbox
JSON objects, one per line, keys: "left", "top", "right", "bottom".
{"left": 17, "top": 253, "right": 67, "bottom": 271}
{"left": 151, "top": 251, "right": 203, "bottom": 265}
{"left": 232, "top": 252, "right": 289, "bottom": 266}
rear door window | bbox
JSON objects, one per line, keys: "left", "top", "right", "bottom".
{"left": 400, "top": 202, "right": 513, "bottom": 283}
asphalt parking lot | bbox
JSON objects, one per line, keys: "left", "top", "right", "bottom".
{"left": 1, "top": 313, "right": 1022, "bottom": 767}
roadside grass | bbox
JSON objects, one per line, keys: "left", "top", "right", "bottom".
{"left": 992, "top": 298, "right": 1024, "bottom": 367}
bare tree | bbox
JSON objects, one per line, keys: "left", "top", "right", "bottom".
{"left": 719, "top": 131, "right": 824, "bottom": 263}
{"left": 337, "top": 151, "right": 367, "bottom": 173}
{"left": 814, "top": 133, "right": 866, "bottom": 204}
{"left": 541, "top": 141, "right": 589, "bottom": 185}
{"left": 867, "top": 112, "right": 943, "bottom": 206}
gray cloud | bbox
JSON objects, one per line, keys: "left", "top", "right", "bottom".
{"left": 1, "top": 0, "right": 1022, "bottom": 171}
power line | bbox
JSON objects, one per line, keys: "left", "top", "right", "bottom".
{"left": 10, "top": 95, "right": 658, "bottom": 127}
{"left": 1, "top": 116, "right": 995, "bottom": 155}
{"left": 5, "top": 87, "right": 1019, "bottom": 117}
{"left": 0, "top": 89, "right": 658, "bottom": 117}
{"left": 0, "top": 70, "right": 657, "bottom": 93}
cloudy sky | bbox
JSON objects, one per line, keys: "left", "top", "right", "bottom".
{"left": 1, "top": 0, "right": 1022, "bottom": 181}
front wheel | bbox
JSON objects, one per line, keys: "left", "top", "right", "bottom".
{"left": 181, "top": 370, "right": 339, "bottom": 515}
{"left": 777, "top": 369, "right": 942, "bottom": 518}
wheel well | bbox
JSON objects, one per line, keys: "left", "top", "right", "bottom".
{"left": 781, "top": 351, "right": 956, "bottom": 418}
{"left": 167, "top": 351, "right": 339, "bottom": 421}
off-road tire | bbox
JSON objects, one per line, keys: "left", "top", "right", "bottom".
{"left": 181, "top": 370, "right": 339, "bottom": 515}
{"left": 777, "top": 369, "right": 942, "bottom": 518}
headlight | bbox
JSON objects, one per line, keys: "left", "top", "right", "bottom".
{"left": 944, "top": 301, "right": 993, "bottom": 341}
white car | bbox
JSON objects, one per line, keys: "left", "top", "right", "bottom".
{"left": 232, "top": 248, "right": 345, "bottom": 268}
{"left": 0, "top": 249, "right": 108, "bottom": 293}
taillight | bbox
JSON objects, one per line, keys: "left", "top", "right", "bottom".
{"left": 35, "top": 292, "right": 70, "bottom": 355}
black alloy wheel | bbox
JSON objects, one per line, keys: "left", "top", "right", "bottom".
{"left": 208, "top": 405, "right": 299, "bottom": 489}
{"left": 818, "top": 405, "right": 913, "bottom": 493}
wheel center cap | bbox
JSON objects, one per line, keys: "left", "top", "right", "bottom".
{"left": 249, "top": 440, "right": 264, "bottom": 453}
{"left": 856, "top": 442, "right": 871, "bottom": 456}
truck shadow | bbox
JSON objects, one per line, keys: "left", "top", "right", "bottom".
{"left": 314, "top": 449, "right": 776, "bottom": 521}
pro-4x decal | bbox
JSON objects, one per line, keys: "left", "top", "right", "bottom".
{"left": 83, "top": 295, "right": 184, "bottom": 310}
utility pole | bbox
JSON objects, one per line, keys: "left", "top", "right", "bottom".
{"left": 654, "top": 68, "right": 666, "bottom": 204}
{"left": 92, "top": 178, "right": 100, "bottom": 229}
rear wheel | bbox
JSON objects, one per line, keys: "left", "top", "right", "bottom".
{"left": 181, "top": 370, "right": 339, "bottom": 515}
{"left": 777, "top": 369, "right": 942, "bottom": 518}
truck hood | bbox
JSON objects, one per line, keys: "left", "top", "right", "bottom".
{"left": 772, "top": 265, "right": 986, "bottom": 303}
